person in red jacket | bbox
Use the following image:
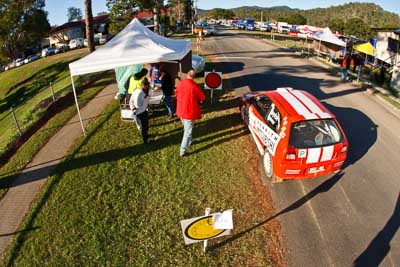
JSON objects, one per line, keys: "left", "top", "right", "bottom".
{"left": 176, "top": 68, "right": 206, "bottom": 157}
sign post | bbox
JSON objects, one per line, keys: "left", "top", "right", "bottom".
{"left": 203, "top": 207, "right": 211, "bottom": 252}
{"left": 204, "top": 70, "right": 222, "bottom": 104}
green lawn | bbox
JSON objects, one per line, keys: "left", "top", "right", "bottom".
{"left": 2, "top": 90, "right": 279, "bottom": 266}
{"left": 0, "top": 48, "right": 89, "bottom": 157}
{"left": 0, "top": 71, "right": 115, "bottom": 201}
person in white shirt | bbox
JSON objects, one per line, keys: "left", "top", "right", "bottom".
{"left": 129, "top": 78, "right": 150, "bottom": 144}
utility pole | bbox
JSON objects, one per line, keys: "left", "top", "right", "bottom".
{"left": 261, "top": 11, "right": 263, "bottom": 23}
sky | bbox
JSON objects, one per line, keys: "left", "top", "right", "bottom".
{"left": 45, "top": 0, "right": 400, "bottom": 26}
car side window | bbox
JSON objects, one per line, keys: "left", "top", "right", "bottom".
{"left": 265, "top": 104, "right": 281, "bottom": 132}
{"left": 255, "top": 96, "right": 272, "bottom": 118}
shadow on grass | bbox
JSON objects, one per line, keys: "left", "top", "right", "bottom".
{"left": 208, "top": 172, "right": 344, "bottom": 251}
{"left": 2, "top": 99, "right": 245, "bottom": 264}
{"left": 0, "top": 227, "right": 40, "bottom": 238}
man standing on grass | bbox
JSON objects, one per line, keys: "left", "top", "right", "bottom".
{"left": 176, "top": 68, "right": 206, "bottom": 157}
{"left": 130, "top": 78, "right": 150, "bottom": 144}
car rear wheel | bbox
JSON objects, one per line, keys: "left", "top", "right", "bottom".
{"left": 262, "top": 151, "right": 273, "bottom": 179}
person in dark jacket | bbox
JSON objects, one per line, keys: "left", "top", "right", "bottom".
{"left": 159, "top": 67, "right": 175, "bottom": 118}
{"left": 175, "top": 68, "right": 206, "bottom": 157}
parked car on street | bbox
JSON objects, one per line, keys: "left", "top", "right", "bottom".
{"left": 55, "top": 44, "right": 69, "bottom": 54}
{"left": 192, "top": 55, "right": 205, "bottom": 74}
{"left": 24, "top": 54, "right": 40, "bottom": 64}
{"left": 246, "top": 24, "right": 255, "bottom": 31}
{"left": 69, "top": 38, "right": 84, "bottom": 49}
{"left": 240, "top": 87, "right": 348, "bottom": 182}
{"left": 41, "top": 47, "right": 56, "bottom": 57}
{"left": 99, "top": 34, "right": 113, "bottom": 44}
{"left": 84, "top": 37, "right": 100, "bottom": 47}
{"left": 15, "top": 58, "right": 25, "bottom": 67}
{"left": 260, "top": 23, "right": 272, "bottom": 32}
{"left": 203, "top": 26, "right": 216, "bottom": 36}
{"left": 5, "top": 61, "right": 16, "bottom": 70}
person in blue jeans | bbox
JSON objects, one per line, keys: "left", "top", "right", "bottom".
{"left": 175, "top": 69, "right": 206, "bottom": 157}
{"left": 159, "top": 67, "right": 175, "bottom": 118}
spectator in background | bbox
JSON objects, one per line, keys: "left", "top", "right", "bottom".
{"left": 130, "top": 78, "right": 151, "bottom": 144}
{"left": 175, "top": 68, "right": 206, "bottom": 157}
{"left": 126, "top": 68, "right": 147, "bottom": 104}
{"left": 159, "top": 67, "right": 175, "bottom": 119}
{"left": 341, "top": 54, "right": 351, "bottom": 81}
{"left": 149, "top": 63, "right": 161, "bottom": 88}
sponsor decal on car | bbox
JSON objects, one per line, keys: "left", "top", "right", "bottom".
{"left": 249, "top": 110, "right": 281, "bottom": 156}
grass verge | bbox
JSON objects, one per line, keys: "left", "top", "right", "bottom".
{"left": 0, "top": 71, "right": 115, "bottom": 201}
{"left": 2, "top": 89, "right": 283, "bottom": 266}
{"left": 0, "top": 49, "right": 89, "bottom": 157}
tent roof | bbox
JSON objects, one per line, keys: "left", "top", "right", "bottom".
{"left": 69, "top": 18, "right": 191, "bottom": 76}
{"left": 353, "top": 42, "right": 376, "bottom": 56}
{"left": 312, "top": 27, "right": 346, "bottom": 47}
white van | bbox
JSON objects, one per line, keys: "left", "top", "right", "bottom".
{"left": 69, "top": 38, "right": 84, "bottom": 49}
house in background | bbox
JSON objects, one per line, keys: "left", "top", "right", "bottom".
{"left": 374, "top": 28, "right": 400, "bottom": 92}
{"left": 41, "top": 14, "right": 110, "bottom": 48}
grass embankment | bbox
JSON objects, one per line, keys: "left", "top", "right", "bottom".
{"left": 0, "top": 48, "right": 88, "bottom": 157}
{"left": 0, "top": 71, "right": 115, "bottom": 200}
{"left": 2, "top": 88, "right": 283, "bottom": 265}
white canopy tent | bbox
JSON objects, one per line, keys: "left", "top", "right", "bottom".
{"left": 68, "top": 18, "right": 191, "bottom": 135}
{"left": 312, "top": 27, "right": 346, "bottom": 47}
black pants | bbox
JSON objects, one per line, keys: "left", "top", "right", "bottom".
{"left": 137, "top": 111, "right": 149, "bottom": 142}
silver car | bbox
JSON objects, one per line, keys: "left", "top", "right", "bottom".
{"left": 192, "top": 55, "right": 205, "bottom": 74}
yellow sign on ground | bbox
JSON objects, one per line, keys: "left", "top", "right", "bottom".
{"left": 180, "top": 212, "right": 232, "bottom": 245}
{"left": 185, "top": 216, "right": 225, "bottom": 240}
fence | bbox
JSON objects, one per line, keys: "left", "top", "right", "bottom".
{"left": 0, "top": 78, "right": 74, "bottom": 157}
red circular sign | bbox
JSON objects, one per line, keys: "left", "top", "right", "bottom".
{"left": 205, "top": 72, "right": 222, "bottom": 89}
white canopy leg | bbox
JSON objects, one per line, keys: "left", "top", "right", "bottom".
{"left": 70, "top": 75, "right": 86, "bottom": 136}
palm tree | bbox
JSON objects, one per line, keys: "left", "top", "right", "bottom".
{"left": 84, "top": 0, "right": 95, "bottom": 52}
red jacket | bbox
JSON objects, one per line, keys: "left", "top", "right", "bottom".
{"left": 176, "top": 78, "right": 206, "bottom": 120}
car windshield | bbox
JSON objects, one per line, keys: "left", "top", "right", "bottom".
{"left": 289, "top": 119, "right": 343, "bottom": 148}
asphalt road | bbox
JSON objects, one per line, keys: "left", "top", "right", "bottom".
{"left": 203, "top": 30, "right": 400, "bottom": 267}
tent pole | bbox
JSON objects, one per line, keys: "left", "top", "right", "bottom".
{"left": 71, "top": 75, "right": 86, "bottom": 136}
{"left": 179, "top": 61, "right": 182, "bottom": 79}
{"left": 318, "top": 39, "right": 321, "bottom": 57}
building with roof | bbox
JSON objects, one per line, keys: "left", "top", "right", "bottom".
{"left": 372, "top": 28, "right": 400, "bottom": 92}
{"left": 41, "top": 14, "right": 110, "bottom": 48}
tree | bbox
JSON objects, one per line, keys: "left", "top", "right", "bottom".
{"left": 0, "top": 0, "right": 50, "bottom": 61}
{"left": 328, "top": 18, "right": 345, "bottom": 34}
{"left": 207, "top": 8, "right": 235, "bottom": 19}
{"left": 106, "top": 0, "right": 140, "bottom": 35}
{"left": 286, "top": 13, "right": 306, "bottom": 25}
{"left": 107, "top": 0, "right": 167, "bottom": 35}
{"left": 169, "top": 0, "right": 185, "bottom": 24}
{"left": 67, "top": 7, "right": 82, "bottom": 22}
{"left": 344, "top": 18, "right": 370, "bottom": 39}
{"left": 84, "top": 0, "right": 95, "bottom": 52}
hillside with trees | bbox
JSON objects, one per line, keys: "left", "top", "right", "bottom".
{"left": 205, "top": 3, "right": 399, "bottom": 28}
{"left": 203, "top": 3, "right": 399, "bottom": 39}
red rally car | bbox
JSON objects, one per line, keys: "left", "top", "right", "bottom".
{"left": 240, "top": 87, "right": 348, "bottom": 182}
